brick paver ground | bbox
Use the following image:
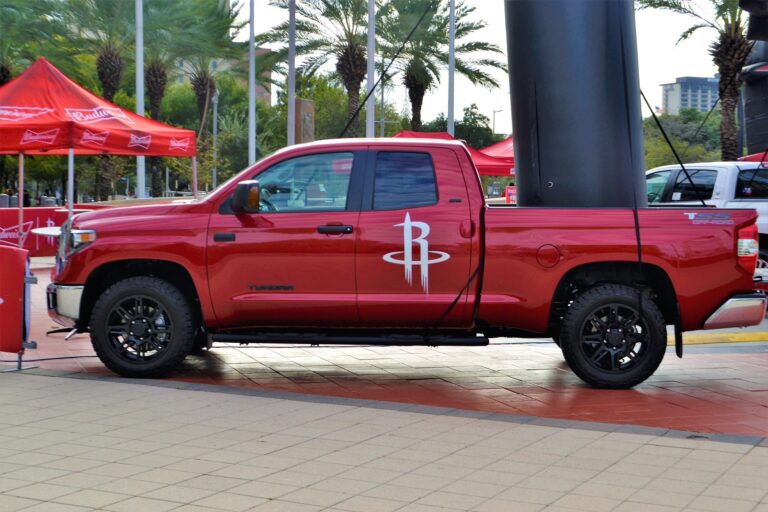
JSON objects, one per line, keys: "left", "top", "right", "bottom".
{"left": 0, "top": 372, "right": 766, "bottom": 512}
{"left": 21, "top": 269, "right": 768, "bottom": 438}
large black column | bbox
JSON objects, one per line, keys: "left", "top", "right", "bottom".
{"left": 505, "top": 0, "right": 646, "bottom": 208}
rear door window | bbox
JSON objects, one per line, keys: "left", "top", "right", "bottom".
{"left": 670, "top": 169, "right": 717, "bottom": 201}
{"left": 736, "top": 168, "right": 768, "bottom": 198}
{"left": 373, "top": 152, "right": 438, "bottom": 210}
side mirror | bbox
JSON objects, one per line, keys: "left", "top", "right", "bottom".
{"left": 232, "top": 180, "right": 260, "bottom": 214}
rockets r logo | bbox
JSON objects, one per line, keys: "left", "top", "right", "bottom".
{"left": 383, "top": 213, "right": 450, "bottom": 294}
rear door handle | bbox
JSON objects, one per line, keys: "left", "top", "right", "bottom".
{"left": 317, "top": 225, "right": 354, "bottom": 234}
{"left": 214, "top": 232, "right": 236, "bottom": 242}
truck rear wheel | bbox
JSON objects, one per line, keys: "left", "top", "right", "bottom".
{"left": 560, "top": 284, "right": 666, "bottom": 389}
{"left": 89, "top": 276, "right": 195, "bottom": 378}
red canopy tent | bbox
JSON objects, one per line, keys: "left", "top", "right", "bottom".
{"left": 739, "top": 152, "right": 768, "bottom": 162}
{"left": 392, "top": 131, "right": 515, "bottom": 177}
{"left": 0, "top": 58, "right": 198, "bottom": 244}
{"left": 480, "top": 136, "right": 515, "bottom": 161}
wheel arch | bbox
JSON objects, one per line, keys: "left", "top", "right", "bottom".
{"left": 549, "top": 261, "right": 678, "bottom": 332}
{"left": 80, "top": 259, "right": 203, "bottom": 331}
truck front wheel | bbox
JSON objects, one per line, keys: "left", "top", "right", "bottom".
{"left": 560, "top": 284, "right": 666, "bottom": 389}
{"left": 89, "top": 276, "right": 196, "bottom": 378}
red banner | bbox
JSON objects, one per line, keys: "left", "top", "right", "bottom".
{"left": 0, "top": 206, "right": 110, "bottom": 257}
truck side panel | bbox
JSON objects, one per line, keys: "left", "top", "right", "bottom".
{"left": 479, "top": 207, "right": 757, "bottom": 333}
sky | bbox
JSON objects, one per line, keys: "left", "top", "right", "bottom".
{"left": 237, "top": 1, "right": 719, "bottom": 136}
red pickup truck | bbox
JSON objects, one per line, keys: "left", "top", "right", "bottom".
{"left": 48, "top": 139, "right": 766, "bottom": 388}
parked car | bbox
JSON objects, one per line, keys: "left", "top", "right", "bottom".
{"left": 646, "top": 161, "right": 768, "bottom": 261}
{"left": 47, "top": 139, "right": 766, "bottom": 388}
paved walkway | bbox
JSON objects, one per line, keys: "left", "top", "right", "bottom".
{"left": 0, "top": 372, "right": 766, "bottom": 512}
{"left": 18, "top": 269, "right": 768, "bottom": 438}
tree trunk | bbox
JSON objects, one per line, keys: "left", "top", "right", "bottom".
{"left": 96, "top": 45, "right": 123, "bottom": 202}
{"left": 404, "top": 66, "right": 428, "bottom": 131}
{"left": 147, "top": 58, "right": 168, "bottom": 197}
{"left": 711, "top": 32, "right": 752, "bottom": 161}
{"left": 96, "top": 155, "right": 112, "bottom": 201}
{"left": 336, "top": 42, "right": 367, "bottom": 138}
{"left": 408, "top": 86, "right": 426, "bottom": 131}
{"left": 720, "top": 93, "right": 739, "bottom": 161}
{"left": 346, "top": 84, "right": 361, "bottom": 137}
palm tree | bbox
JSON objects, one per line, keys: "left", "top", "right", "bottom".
{"left": 179, "top": 0, "right": 243, "bottom": 140}
{"left": 142, "top": 0, "right": 200, "bottom": 196}
{"left": 0, "top": 0, "right": 71, "bottom": 189}
{"left": 637, "top": 0, "right": 752, "bottom": 161}
{"left": 379, "top": 0, "right": 506, "bottom": 131}
{"left": 66, "top": 0, "right": 135, "bottom": 200}
{"left": 259, "top": 0, "right": 369, "bottom": 137}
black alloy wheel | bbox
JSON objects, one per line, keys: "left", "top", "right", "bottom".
{"left": 90, "top": 276, "right": 195, "bottom": 378}
{"left": 560, "top": 284, "right": 666, "bottom": 389}
{"left": 105, "top": 295, "right": 173, "bottom": 362}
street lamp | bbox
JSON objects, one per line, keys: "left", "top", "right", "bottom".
{"left": 492, "top": 109, "right": 502, "bottom": 134}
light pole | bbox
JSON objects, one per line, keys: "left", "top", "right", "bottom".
{"left": 212, "top": 89, "right": 219, "bottom": 188}
{"left": 447, "top": 0, "right": 456, "bottom": 136}
{"left": 366, "top": 0, "right": 376, "bottom": 137}
{"left": 248, "top": 0, "right": 256, "bottom": 164}
{"left": 492, "top": 109, "right": 502, "bottom": 134}
{"left": 287, "top": 0, "right": 296, "bottom": 145}
{"left": 135, "top": 0, "right": 146, "bottom": 197}
{"left": 380, "top": 71, "right": 386, "bottom": 137}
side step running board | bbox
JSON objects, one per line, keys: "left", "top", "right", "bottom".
{"left": 210, "top": 333, "right": 489, "bottom": 347}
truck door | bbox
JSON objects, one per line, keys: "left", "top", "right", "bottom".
{"left": 356, "top": 147, "right": 475, "bottom": 327}
{"left": 207, "top": 151, "right": 364, "bottom": 328}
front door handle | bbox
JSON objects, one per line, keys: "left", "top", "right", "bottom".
{"left": 317, "top": 225, "right": 354, "bottom": 234}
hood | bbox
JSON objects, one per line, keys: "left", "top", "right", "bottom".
{"left": 73, "top": 202, "right": 182, "bottom": 229}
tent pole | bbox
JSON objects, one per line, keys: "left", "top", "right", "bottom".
{"left": 18, "top": 153, "right": 24, "bottom": 248}
{"left": 192, "top": 157, "right": 198, "bottom": 197}
{"left": 67, "top": 148, "right": 74, "bottom": 222}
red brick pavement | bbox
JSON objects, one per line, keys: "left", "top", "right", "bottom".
{"left": 13, "top": 269, "right": 768, "bottom": 438}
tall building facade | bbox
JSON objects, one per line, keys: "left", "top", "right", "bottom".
{"left": 661, "top": 76, "right": 719, "bottom": 115}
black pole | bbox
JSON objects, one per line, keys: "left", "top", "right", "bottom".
{"left": 505, "top": 0, "right": 646, "bottom": 207}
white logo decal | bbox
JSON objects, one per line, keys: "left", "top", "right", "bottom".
{"left": 65, "top": 107, "right": 133, "bottom": 125}
{"left": 0, "top": 106, "right": 54, "bottom": 122}
{"left": 128, "top": 133, "right": 151, "bottom": 150}
{"left": 20, "top": 128, "right": 59, "bottom": 145}
{"left": 383, "top": 213, "right": 450, "bottom": 294}
{"left": 169, "top": 137, "right": 190, "bottom": 151}
{"left": 0, "top": 222, "right": 33, "bottom": 246}
{"left": 80, "top": 129, "right": 109, "bottom": 146}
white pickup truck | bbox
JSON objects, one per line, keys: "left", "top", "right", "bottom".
{"left": 646, "top": 161, "right": 768, "bottom": 260}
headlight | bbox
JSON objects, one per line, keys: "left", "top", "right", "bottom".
{"left": 70, "top": 230, "right": 97, "bottom": 249}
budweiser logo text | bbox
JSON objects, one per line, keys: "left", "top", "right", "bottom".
{"left": 65, "top": 107, "right": 132, "bottom": 125}
{"left": 0, "top": 106, "right": 54, "bottom": 122}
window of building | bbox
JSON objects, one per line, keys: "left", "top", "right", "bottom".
{"left": 373, "top": 152, "right": 437, "bottom": 210}
{"left": 671, "top": 169, "right": 716, "bottom": 201}
{"left": 736, "top": 168, "right": 768, "bottom": 198}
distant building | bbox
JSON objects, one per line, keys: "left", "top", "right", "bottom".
{"left": 661, "top": 76, "right": 719, "bottom": 115}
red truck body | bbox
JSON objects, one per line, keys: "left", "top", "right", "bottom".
{"left": 47, "top": 139, "right": 766, "bottom": 386}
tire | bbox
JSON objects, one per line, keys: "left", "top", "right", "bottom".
{"left": 89, "top": 276, "right": 196, "bottom": 378}
{"left": 560, "top": 284, "right": 666, "bottom": 389}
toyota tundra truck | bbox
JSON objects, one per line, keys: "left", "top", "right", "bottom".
{"left": 47, "top": 138, "right": 766, "bottom": 388}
